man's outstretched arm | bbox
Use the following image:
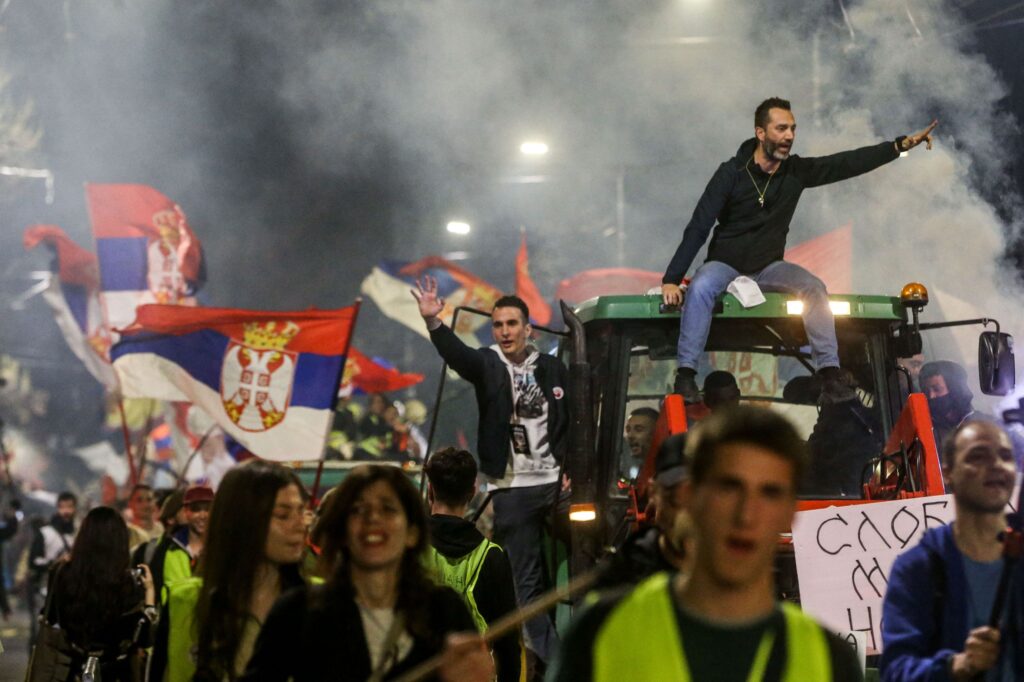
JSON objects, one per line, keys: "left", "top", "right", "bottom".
{"left": 661, "top": 163, "right": 732, "bottom": 305}
{"left": 411, "top": 276, "right": 487, "bottom": 385}
{"left": 796, "top": 120, "right": 938, "bottom": 188}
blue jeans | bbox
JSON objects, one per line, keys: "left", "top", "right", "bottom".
{"left": 677, "top": 260, "right": 839, "bottom": 370}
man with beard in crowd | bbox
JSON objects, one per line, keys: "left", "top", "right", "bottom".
{"left": 920, "top": 361, "right": 993, "bottom": 446}
{"left": 28, "top": 491, "right": 77, "bottom": 640}
{"left": 881, "top": 421, "right": 1022, "bottom": 680}
{"left": 661, "top": 97, "right": 937, "bottom": 405}
{"left": 621, "top": 407, "right": 658, "bottom": 482}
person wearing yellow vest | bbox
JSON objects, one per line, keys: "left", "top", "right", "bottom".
{"left": 549, "top": 405, "right": 862, "bottom": 682}
{"left": 424, "top": 447, "right": 522, "bottom": 682}
{"left": 161, "top": 462, "right": 308, "bottom": 682}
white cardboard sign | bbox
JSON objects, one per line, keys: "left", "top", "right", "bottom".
{"left": 792, "top": 495, "right": 956, "bottom": 655}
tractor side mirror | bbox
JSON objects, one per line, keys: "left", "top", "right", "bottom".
{"left": 979, "top": 331, "right": 1015, "bottom": 396}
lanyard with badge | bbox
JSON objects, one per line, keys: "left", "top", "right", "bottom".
{"left": 508, "top": 365, "right": 531, "bottom": 458}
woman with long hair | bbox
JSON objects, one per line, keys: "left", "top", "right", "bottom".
{"left": 163, "top": 460, "right": 307, "bottom": 682}
{"left": 42, "top": 506, "right": 157, "bottom": 681}
{"left": 242, "top": 464, "right": 493, "bottom": 681}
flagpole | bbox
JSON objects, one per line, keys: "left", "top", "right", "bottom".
{"left": 116, "top": 398, "right": 138, "bottom": 486}
{"left": 309, "top": 299, "right": 362, "bottom": 509}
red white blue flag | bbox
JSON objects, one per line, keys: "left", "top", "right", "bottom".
{"left": 86, "top": 184, "right": 205, "bottom": 333}
{"left": 111, "top": 304, "right": 359, "bottom": 461}
{"left": 360, "top": 256, "right": 502, "bottom": 345}
{"left": 23, "top": 225, "right": 117, "bottom": 389}
{"left": 340, "top": 347, "right": 424, "bottom": 396}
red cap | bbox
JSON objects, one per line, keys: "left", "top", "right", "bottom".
{"left": 183, "top": 484, "right": 214, "bottom": 506}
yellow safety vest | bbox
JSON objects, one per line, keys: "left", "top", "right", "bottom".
{"left": 593, "top": 573, "right": 832, "bottom": 682}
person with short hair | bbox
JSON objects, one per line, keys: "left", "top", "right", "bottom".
{"left": 550, "top": 406, "right": 862, "bottom": 681}
{"left": 621, "top": 407, "right": 659, "bottom": 481}
{"left": 28, "top": 491, "right": 77, "bottom": 640}
{"left": 423, "top": 447, "right": 521, "bottom": 681}
{"left": 703, "top": 370, "right": 741, "bottom": 412}
{"left": 595, "top": 432, "right": 690, "bottom": 591}
{"left": 880, "top": 420, "right": 1023, "bottom": 680}
{"left": 413, "top": 278, "right": 569, "bottom": 672}
{"left": 126, "top": 483, "right": 163, "bottom": 550}
{"left": 661, "top": 97, "right": 937, "bottom": 406}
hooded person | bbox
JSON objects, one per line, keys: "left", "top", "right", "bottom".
{"left": 920, "top": 361, "right": 993, "bottom": 445}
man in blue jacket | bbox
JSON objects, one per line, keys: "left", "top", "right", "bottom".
{"left": 661, "top": 97, "right": 937, "bottom": 404}
{"left": 413, "top": 277, "right": 569, "bottom": 677}
{"left": 881, "top": 420, "right": 1022, "bottom": 680}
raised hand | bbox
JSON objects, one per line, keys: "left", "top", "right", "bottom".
{"left": 902, "top": 120, "right": 938, "bottom": 151}
{"left": 411, "top": 276, "right": 445, "bottom": 321}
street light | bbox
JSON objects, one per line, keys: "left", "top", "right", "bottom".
{"left": 519, "top": 141, "right": 549, "bottom": 157}
{"left": 446, "top": 220, "right": 471, "bottom": 235}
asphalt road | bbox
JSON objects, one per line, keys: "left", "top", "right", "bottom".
{"left": 0, "top": 608, "right": 31, "bottom": 681}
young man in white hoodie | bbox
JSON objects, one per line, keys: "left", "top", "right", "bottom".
{"left": 413, "top": 277, "right": 569, "bottom": 678}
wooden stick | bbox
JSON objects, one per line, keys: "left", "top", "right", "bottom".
{"left": 392, "top": 569, "right": 599, "bottom": 682}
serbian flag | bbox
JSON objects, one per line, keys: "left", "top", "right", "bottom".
{"left": 23, "top": 225, "right": 117, "bottom": 388}
{"left": 86, "top": 184, "right": 205, "bottom": 333}
{"left": 340, "top": 347, "right": 424, "bottom": 395}
{"left": 361, "top": 256, "right": 502, "bottom": 345}
{"left": 111, "top": 304, "right": 359, "bottom": 461}
{"left": 515, "top": 234, "right": 552, "bottom": 326}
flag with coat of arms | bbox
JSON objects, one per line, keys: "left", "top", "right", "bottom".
{"left": 23, "top": 225, "right": 118, "bottom": 389}
{"left": 86, "top": 183, "right": 205, "bottom": 334}
{"left": 111, "top": 303, "right": 359, "bottom": 461}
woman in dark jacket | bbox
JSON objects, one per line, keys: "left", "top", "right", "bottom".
{"left": 242, "top": 464, "right": 493, "bottom": 682}
{"left": 45, "top": 506, "right": 157, "bottom": 681}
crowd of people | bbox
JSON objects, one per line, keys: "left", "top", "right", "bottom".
{"left": 9, "top": 97, "right": 1024, "bottom": 681}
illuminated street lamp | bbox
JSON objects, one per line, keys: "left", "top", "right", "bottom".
{"left": 446, "top": 220, "right": 471, "bottom": 235}
{"left": 519, "top": 141, "right": 549, "bottom": 157}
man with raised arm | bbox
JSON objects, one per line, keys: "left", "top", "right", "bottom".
{"left": 662, "top": 97, "right": 937, "bottom": 404}
{"left": 412, "top": 276, "right": 569, "bottom": 679}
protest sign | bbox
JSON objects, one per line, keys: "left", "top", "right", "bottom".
{"left": 792, "top": 496, "right": 956, "bottom": 655}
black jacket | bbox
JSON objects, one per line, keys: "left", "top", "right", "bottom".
{"left": 429, "top": 323, "right": 569, "bottom": 480}
{"left": 663, "top": 136, "right": 901, "bottom": 281}
{"left": 241, "top": 582, "right": 475, "bottom": 681}
{"left": 429, "top": 514, "right": 521, "bottom": 682}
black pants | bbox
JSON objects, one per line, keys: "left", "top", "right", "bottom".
{"left": 492, "top": 482, "right": 564, "bottom": 663}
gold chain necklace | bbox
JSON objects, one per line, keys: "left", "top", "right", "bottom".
{"left": 745, "top": 155, "right": 779, "bottom": 208}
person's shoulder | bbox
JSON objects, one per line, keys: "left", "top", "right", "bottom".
{"left": 820, "top": 627, "right": 865, "bottom": 682}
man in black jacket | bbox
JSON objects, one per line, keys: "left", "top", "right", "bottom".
{"left": 413, "top": 278, "right": 568, "bottom": 673}
{"left": 662, "top": 97, "right": 937, "bottom": 404}
{"left": 424, "top": 447, "right": 521, "bottom": 682}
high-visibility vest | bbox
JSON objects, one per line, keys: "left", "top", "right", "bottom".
{"left": 164, "top": 577, "right": 202, "bottom": 682}
{"left": 424, "top": 540, "right": 499, "bottom": 633}
{"left": 592, "top": 573, "right": 832, "bottom": 682}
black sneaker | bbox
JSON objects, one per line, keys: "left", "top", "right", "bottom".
{"left": 674, "top": 370, "right": 701, "bottom": 404}
{"left": 818, "top": 366, "right": 857, "bottom": 405}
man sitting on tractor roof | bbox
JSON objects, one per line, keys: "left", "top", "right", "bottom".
{"left": 661, "top": 97, "right": 937, "bottom": 405}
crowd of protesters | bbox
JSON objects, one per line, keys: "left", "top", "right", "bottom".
{"left": 326, "top": 393, "right": 429, "bottom": 464}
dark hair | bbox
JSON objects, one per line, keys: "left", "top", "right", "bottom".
{"left": 492, "top": 295, "right": 530, "bottom": 324}
{"left": 424, "top": 447, "right": 477, "bottom": 507}
{"left": 57, "top": 491, "right": 78, "bottom": 506}
{"left": 629, "top": 407, "right": 659, "bottom": 423}
{"left": 754, "top": 97, "right": 792, "bottom": 130}
{"left": 940, "top": 419, "right": 1005, "bottom": 469}
{"left": 314, "top": 465, "right": 435, "bottom": 638}
{"left": 686, "top": 405, "right": 807, "bottom": 488}
{"left": 56, "top": 507, "right": 137, "bottom": 646}
{"left": 129, "top": 484, "right": 153, "bottom": 499}
{"left": 194, "top": 461, "right": 305, "bottom": 680}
